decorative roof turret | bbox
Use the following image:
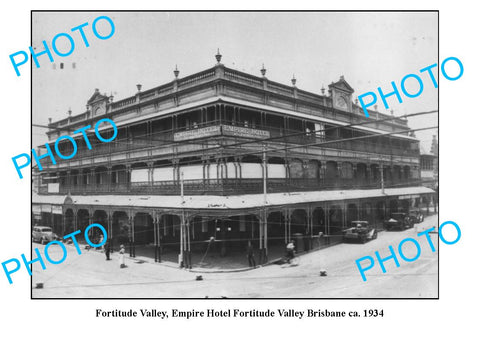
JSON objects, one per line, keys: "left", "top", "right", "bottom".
{"left": 215, "top": 48, "right": 222, "bottom": 64}
{"left": 260, "top": 63, "right": 266, "bottom": 77}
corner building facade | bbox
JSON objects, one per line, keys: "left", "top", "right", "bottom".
{"left": 33, "top": 52, "right": 435, "bottom": 267}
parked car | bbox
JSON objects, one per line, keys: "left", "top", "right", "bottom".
{"left": 384, "top": 213, "right": 413, "bottom": 231}
{"left": 32, "top": 226, "right": 57, "bottom": 244}
{"left": 409, "top": 209, "right": 424, "bottom": 223}
{"left": 343, "top": 221, "right": 378, "bottom": 243}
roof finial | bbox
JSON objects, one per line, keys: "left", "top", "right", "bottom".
{"left": 321, "top": 85, "right": 325, "bottom": 95}
{"left": 291, "top": 74, "right": 297, "bottom": 86}
{"left": 67, "top": 107, "right": 72, "bottom": 116}
{"left": 174, "top": 64, "right": 179, "bottom": 78}
{"left": 215, "top": 48, "right": 222, "bottom": 64}
{"left": 260, "top": 63, "right": 266, "bottom": 77}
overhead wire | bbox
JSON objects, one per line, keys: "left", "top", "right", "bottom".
{"left": 36, "top": 109, "right": 437, "bottom": 176}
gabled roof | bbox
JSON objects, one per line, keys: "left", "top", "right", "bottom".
{"left": 328, "top": 76, "right": 354, "bottom": 93}
{"left": 87, "top": 89, "right": 108, "bottom": 105}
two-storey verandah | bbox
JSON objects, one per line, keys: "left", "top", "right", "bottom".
{"left": 38, "top": 95, "right": 422, "bottom": 197}
{"left": 33, "top": 186, "right": 435, "bottom": 268}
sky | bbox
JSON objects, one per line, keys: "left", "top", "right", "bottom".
{"left": 32, "top": 11, "right": 438, "bottom": 149}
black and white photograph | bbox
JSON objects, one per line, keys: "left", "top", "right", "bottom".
{"left": 4, "top": 1, "right": 480, "bottom": 338}
{"left": 30, "top": 11, "right": 439, "bottom": 298}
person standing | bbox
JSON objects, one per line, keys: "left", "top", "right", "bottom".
{"left": 104, "top": 239, "right": 111, "bottom": 261}
{"left": 246, "top": 240, "right": 256, "bottom": 268}
{"left": 286, "top": 240, "right": 295, "bottom": 264}
{"left": 119, "top": 244, "right": 126, "bottom": 268}
{"left": 98, "top": 233, "right": 104, "bottom": 250}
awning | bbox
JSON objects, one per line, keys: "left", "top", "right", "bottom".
{"left": 33, "top": 186, "right": 435, "bottom": 211}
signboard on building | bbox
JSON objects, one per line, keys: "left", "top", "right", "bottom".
{"left": 173, "top": 124, "right": 270, "bottom": 141}
{"left": 173, "top": 125, "right": 221, "bottom": 141}
{"left": 47, "top": 183, "right": 60, "bottom": 193}
{"left": 52, "top": 205, "right": 63, "bottom": 214}
{"left": 222, "top": 125, "right": 270, "bottom": 139}
{"left": 398, "top": 194, "right": 421, "bottom": 200}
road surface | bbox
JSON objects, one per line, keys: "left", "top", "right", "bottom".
{"left": 32, "top": 214, "right": 438, "bottom": 298}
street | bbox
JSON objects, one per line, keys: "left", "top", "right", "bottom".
{"left": 32, "top": 215, "right": 438, "bottom": 298}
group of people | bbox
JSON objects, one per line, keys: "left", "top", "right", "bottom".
{"left": 104, "top": 238, "right": 297, "bottom": 270}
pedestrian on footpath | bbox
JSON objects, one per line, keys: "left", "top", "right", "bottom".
{"left": 119, "top": 244, "right": 126, "bottom": 268}
{"left": 98, "top": 233, "right": 104, "bottom": 251}
{"left": 104, "top": 239, "right": 111, "bottom": 261}
{"left": 246, "top": 240, "right": 256, "bottom": 268}
{"left": 285, "top": 240, "right": 295, "bottom": 264}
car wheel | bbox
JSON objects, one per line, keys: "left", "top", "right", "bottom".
{"left": 41, "top": 237, "right": 46, "bottom": 245}
{"left": 373, "top": 231, "right": 378, "bottom": 239}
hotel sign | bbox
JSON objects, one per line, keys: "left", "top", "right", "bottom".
{"left": 173, "top": 125, "right": 270, "bottom": 141}
{"left": 222, "top": 125, "right": 270, "bottom": 139}
{"left": 173, "top": 125, "right": 221, "bottom": 141}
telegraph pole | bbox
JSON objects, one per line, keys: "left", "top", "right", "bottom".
{"left": 262, "top": 144, "right": 267, "bottom": 205}
{"left": 262, "top": 144, "right": 268, "bottom": 263}
{"left": 180, "top": 171, "right": 185, "bottom": 268}
{"left": 380, "top": 163, "right": 385, "bottom": 195}
{"left": 180, "top": 171, "right": 185, "bottom": 204}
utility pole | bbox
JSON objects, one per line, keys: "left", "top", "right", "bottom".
{"left": 180, "top": 171, "right": 185, "bottom": 204}
{"left": 262, "top": 144, "right": 268, "bottom": 263}
{"left": 180, "top": 171, "right": 185, "bottom": 268}
{"left": 380, "top": 163, "right": 385, "bottom": 195}
{"left": 262, "top": 144, "right": 267, "bottom": 205}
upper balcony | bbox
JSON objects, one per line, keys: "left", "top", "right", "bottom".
{"left": 39, "top": 118, "right": 419, "bottom": 172}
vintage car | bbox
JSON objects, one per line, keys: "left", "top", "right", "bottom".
{"left": 409, "top": 209, "right": 424, "bottom": 223}
{"left": 343, "top": 221, "right": 378, "bottom": 243}
{"left": 32, "top": 226, "right": 57, "bottom": 244}
{"left": 384, "top": 212, "right": 413, "bottom": 231}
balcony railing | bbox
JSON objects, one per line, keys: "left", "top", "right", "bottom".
{"left": 47, "top": 122, "right": 418, "bottom": 168}
{"left": 48, "top": 65, "right": 409, "bottom": 138}
{"left": 41, "top": 177, "right": 422, "bottom": 196}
